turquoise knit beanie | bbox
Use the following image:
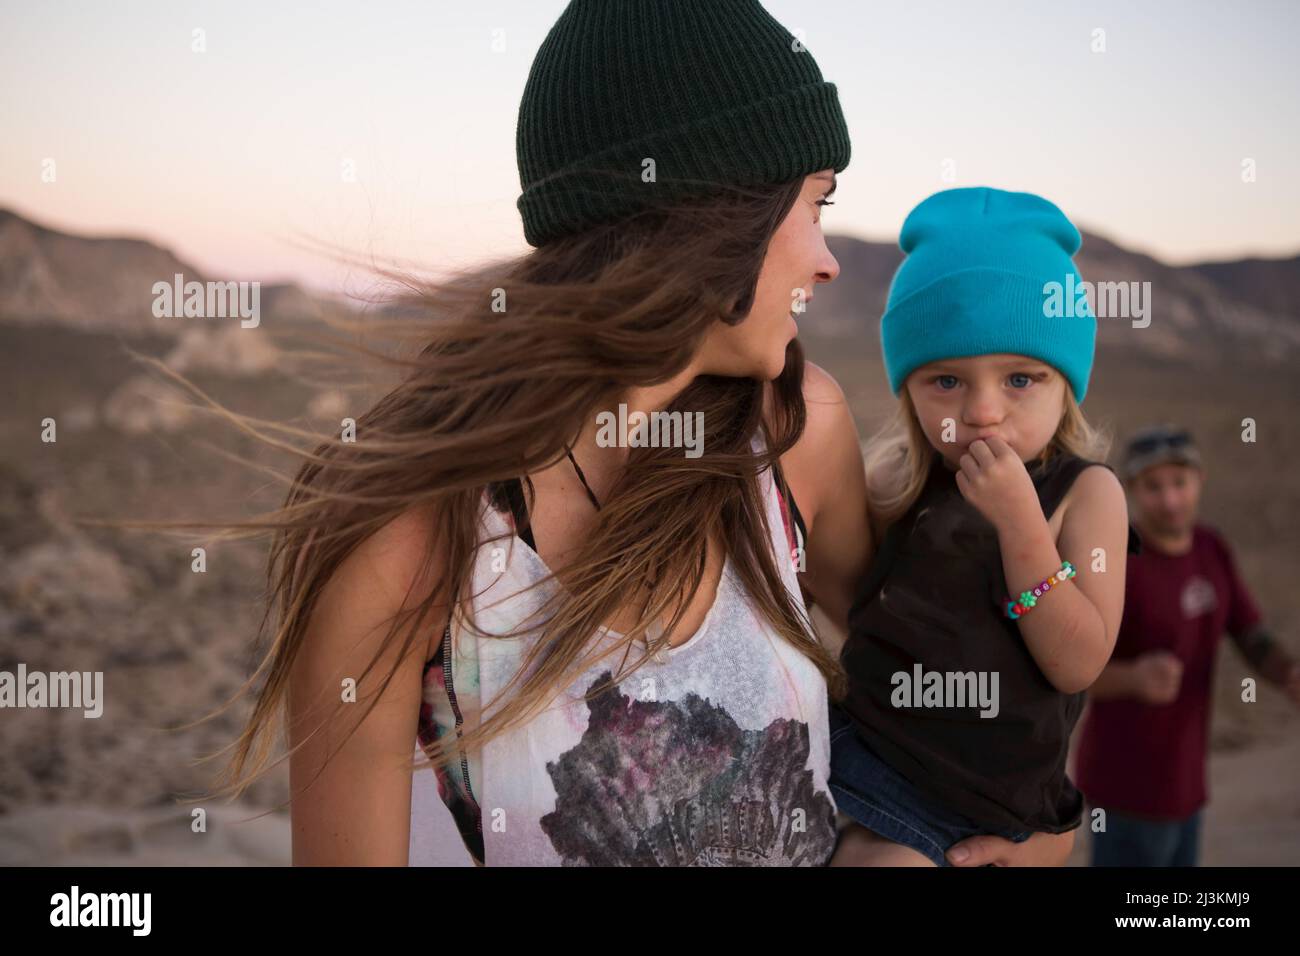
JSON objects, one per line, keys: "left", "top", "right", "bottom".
{"left": 516, "top": 0, "right": 852, "bottom": 247}
{"left": 879, "top": 187, "right": 1097, "bottom": 402}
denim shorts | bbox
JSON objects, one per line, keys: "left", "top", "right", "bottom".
{"left": 828, "top": 703, "right": 1032, "bottom": 867}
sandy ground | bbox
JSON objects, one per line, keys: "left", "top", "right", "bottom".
{"left": 0, "top": 803, "right": 292, "bottom": 867}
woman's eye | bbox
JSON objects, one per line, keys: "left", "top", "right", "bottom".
{"left": 1009, "top": 373, "right": 1032, "bottom": 388}
{"left": 816, "top": 199, "right": 835, "bottom": 208}
{"left": 936, "top": 375, "right": 958, "bottom": 390}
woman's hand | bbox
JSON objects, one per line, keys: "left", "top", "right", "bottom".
{"left": 946, "top": 827, "right": 1076, "bottom": 867}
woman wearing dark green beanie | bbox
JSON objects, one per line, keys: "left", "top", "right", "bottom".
{"left": 276, "top": 2, "right": 1073, "bottom": 867}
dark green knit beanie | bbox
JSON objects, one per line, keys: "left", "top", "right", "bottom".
{"left": 516, "top": 0, "right": 852, "bottom": 247}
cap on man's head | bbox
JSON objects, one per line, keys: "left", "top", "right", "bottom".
{"left": 1123, "top": 424, "right": 1202, "bottom": 481}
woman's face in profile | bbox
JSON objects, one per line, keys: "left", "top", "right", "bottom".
{"left": 700, "top": 170, "right": 841, "bottom": 381}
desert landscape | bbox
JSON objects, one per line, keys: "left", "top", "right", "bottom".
{"left": 0, "top": 207, "right": 1296, "bottom": 865}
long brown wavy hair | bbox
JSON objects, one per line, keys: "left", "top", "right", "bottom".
{"left": 108, "top": 175, "right": 848, "bottom": 805}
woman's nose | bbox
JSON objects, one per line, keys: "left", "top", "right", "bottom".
{"left": 817, "top": 246, "right": 840, "bottom": 284}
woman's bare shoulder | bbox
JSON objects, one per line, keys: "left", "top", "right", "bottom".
{"left": 778, "top": 362, "right": 857, "bottom": 522}
{"left": 322, "top": 501, "right": 451, "bottom": 665}
{"left": 801, "top": 360, "right": 849, "bottom": 407}
{"left": 762, "top": 361, "right": 851, "bottom": 450}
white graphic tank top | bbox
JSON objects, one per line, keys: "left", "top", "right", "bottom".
{"left": 409, "top": 433, "right": 837, "bottom": 866}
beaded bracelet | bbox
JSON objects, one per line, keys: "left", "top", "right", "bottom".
{"left": 1004, "top": 561, "right": 1076, "bottom": 619}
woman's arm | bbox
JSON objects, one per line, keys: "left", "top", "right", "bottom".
{"left": 778, "top": 362, "right": 874, "bottom": 638}
{"left": 289, "top": 504, "right": 447, "bottom": 866}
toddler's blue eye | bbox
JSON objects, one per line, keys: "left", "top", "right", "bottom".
{"left": 937, "top": 375, "right": 958, "bottom": 389}
{"left": 1009, "top": 373, "right": 1032, "bottom": 388}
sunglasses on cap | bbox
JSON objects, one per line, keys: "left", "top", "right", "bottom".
{"left": 1126, "top": 430, "right": 1194, "bottom": 458}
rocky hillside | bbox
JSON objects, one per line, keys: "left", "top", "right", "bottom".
{"left": 0, "top": 207, "right": 335, "bottom": 333}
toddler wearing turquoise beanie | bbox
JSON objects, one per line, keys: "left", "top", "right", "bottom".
{"left": 827, "top": 187, "right": 1140, "bottom": 866}
{"left": 881, "top": 186, "right": 1096, "bottom": 402}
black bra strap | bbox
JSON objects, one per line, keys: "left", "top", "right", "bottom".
{"left": 771, "top": 458, "right": 809, "bottom": 547}
{"left": 507, "top": 477, "right": 536, "bottom": 552}
{"left": 488, "top": 477, "right": 537, "bottom": 552}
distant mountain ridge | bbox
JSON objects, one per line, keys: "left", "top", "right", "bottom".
{"left": 1184, "top": 255, "right": 1300, "bottom": 318}
{"left": 814, "top": 230, "right": 1300, "bottom": 362}
{"left": 1, "top": 205, "right": 1296, "bottom": 361}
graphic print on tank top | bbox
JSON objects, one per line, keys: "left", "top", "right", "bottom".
{"left": 410, "top": 433, "right": 836, "bottom": 866}
{"left": 540, "top": 670, "right": 834, "bottom": 866}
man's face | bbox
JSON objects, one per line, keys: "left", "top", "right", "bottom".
{"left": 1128, "top": 462, "right": 1203, "bottom": 536}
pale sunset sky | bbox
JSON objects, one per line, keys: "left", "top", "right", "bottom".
{"left": 2, "top": 0, "right": 1297, "bottom": 294}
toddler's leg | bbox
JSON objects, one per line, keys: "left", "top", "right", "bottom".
{"left": 829, "top": 822, "right": 937, "bottom": 867}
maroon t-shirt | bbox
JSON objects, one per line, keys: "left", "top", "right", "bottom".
{"left": 1074, "top": 524, "right": 1263, "bottom": 819}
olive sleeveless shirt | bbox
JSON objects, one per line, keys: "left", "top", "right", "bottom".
{"left": 839, "top": 447, "right": 1140, "bottom": 834}
{"left": 408, "top": 432, "right": 836, "bottom": 866}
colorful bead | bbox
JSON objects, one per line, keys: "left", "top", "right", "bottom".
{"left": 1004, "top": 560, "right": 1075, "bottom": 619}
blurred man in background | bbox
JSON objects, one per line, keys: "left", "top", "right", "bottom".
{"left": 1075, "top": 424, "right": 1300, "bottom": 866}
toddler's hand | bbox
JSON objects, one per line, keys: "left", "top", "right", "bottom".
{"left": 954, "top": 436, "right": 1041, "bottom": 533}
